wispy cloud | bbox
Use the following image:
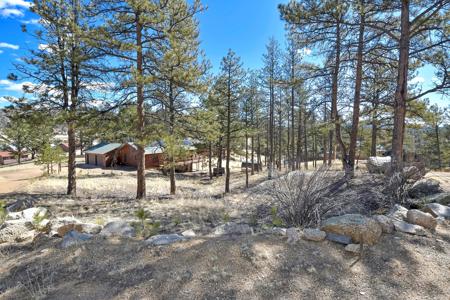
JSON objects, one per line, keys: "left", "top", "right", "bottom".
{"left": 0, "top": 42, "right": 19, "bottom": 50}
{"left": 0, "top": 50, "right": 3, "bottom": 54}
{"left": 21, "top": 17, "right": 40, "bottom": 24}
{"left": 0, "top": 0, "right": 31, "bottom": 18}
{"left": 409, "top": 76, "right": 425, "bottom": 84}
{"left": 0, "top": 79, "right": 32, "bottom": 92}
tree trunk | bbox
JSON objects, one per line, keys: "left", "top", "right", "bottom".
{"left": 208, "top": 142, "right": 212, "bottom": 179}
{"left": 435, "top": 124, "right": 441, "bottom": 169}
{"left": 370, "top": 107, "right": 377, "bottom": 157}
{"left": 303, "top": 106, "right": 308, "bottom": 170}
{"left": 169, "top": 80, "right": 176, "bottom": 195}
{"left": 296, "top": 102, "right": 302, "bottom": 169}
{"left": 135, "top": 11, "right": 146, "bottom": 199}
{"left": 225, "top": 67, "right": 232, "bottom": 193}
{"left": 348, "top": 2, "right": 365, "bottom": 177}
{"left": 391, "top": 0, "right": 410, "bottom": 171}
{"left": 245, "top": 132, "right": 249, "bottom": 188}
{"left": 67, "top": 121, "right": 77, "bottom": 195}
{"left": 331, "top": 7, "right": 349, "bottom": 173}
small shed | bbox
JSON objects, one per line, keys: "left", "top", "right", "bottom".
{"left": 84, "top": 143, "right": 122, "bottom": 168}
{"left": 0, "top": 151, "right": 29, "bottom": 165}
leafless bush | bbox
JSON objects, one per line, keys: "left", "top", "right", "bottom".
{"left": 383, "top": 166, "right": 425, "bottom": 206}
{"left": 19, "top": 264, "right": 55, "bottom": 299}
{"left": 260, "top": 166, "right": 348, "bottom": 227}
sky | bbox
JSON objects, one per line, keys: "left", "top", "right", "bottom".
{"left": 0, "top": 0, "right": 448, "bottom": 108}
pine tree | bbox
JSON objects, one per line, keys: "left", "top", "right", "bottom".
{"left": 216, "top": 50, "right": 245, "bottom": 193}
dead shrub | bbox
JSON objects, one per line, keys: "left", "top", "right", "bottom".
{"left": 383, "top": 165, "right": 425, "bottom": 206}
{"left": 260, "top": 166, "right": 348, "bottom": 227}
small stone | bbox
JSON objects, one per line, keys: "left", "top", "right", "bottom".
{"left": 145, "top": 234, "right": 186, "bottom": 246}
{"left": 387, "top": 204, "right": 408, "bottom": 221}
{"left": 57, "top": 224, "right": 83, "bottom": 237}
{"left": 423, "top": 203, "right": 450, "bottom": 219}
{"left": 393, "top": 220, "right": 427, "bottom": 236}
{"left": 326, "top": 232, "right": 352, "bottom": 245}
{"left": 373, "top": 215, "right": 394, "bottom": 233}
{"left": 61, "top": 230, "right": 92, "bottom": 249}
{"left": 213, "top": 222, "right": 253, "bottom": 236}
{"left": 345, "top": 243, "right": 361, "bottom": 254}
{"left": 306, "top": 265, "right": 317, "bottom": 273}
{"left": 181, "top": 229, "right": 196, "bottom": 237}
{"left": 406, "top": 209, "right": 437, "bottom": 230}
{"left": 80, "top": 223, "right": 102, "bottom": 234}
{"left": 302, "top": 228, "right": 326, "bottom": 241}
{"left": 271, "top": 227, "right": 287, "bottom": 236}
{"left": 100, "top": 221, "right": 136, "bottom": 238}
{"left": 286, "top": 227, "right": 300, "bottom": 244}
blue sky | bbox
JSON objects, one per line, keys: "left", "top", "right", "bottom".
{"left": 0, "top": 0, "right": 447, "bottom": 108}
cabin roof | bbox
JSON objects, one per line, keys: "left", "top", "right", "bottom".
{"left": 85, "top": 142, "right": 122, "bottom": 154}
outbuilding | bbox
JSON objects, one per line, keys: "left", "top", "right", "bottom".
{"left": 84, "top": 143, "right": 122, "bottom": 168}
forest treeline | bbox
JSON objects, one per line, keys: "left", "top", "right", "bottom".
{"left": 0, "top": 0, "right": 449, "bottom": 199}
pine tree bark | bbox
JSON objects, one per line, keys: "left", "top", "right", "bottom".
{"left": 391, "top": 0, "right": 410, "bottom": 171}
{"left": 348, "top": 1, "right": 365, "bottom": 177}
{"left": 331, "top": 7, "right": 349, "bottom": 173}
{"left": 135, "top": 11, "right": 146, "bottom": 199}
{"left": 169, "top": 80, "right": 176, "bottom": 195}
{"left": 225, "top": 68, "right": 232, "bottom": 193}
{"left": 370, "top": 105, "right": 378, "bottom": 157}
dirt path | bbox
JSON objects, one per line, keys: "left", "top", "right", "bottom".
{"left": 0, "top": 163, "right": 44, "bottom": 194}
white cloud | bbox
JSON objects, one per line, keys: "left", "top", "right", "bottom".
{"left": 0, "top": 0, "right": 31, "bottom": 18}
{"left": 0, "top": 50, "right": 3, "bottom": 54}
{"left": 0, "top": 42, "right": 19, "bottom": 50}
{"left": 0, "top": 79, "right": 33, "bottom": 92}
{"left": 0, "top": 0, "right": 31, "bottom": 9}
{"left": 409, "top": 76, "right": 425, "bottom": 84}
{"left": 0, "top": 7, "right": 23, "bottom": 17}
{"left": 22, "top": 17, "right": 40, "bottom": 24}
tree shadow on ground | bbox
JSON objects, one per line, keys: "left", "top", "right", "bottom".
{"left": 1, "top": 228, "right": 448, "bottom": 300}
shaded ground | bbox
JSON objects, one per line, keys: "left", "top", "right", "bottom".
{"left": 1, "top": 225, "right": 449, "bottom": 300}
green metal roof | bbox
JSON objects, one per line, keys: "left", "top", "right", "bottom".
{"left": 85, "top": 143, "right": 122, "bottom": 155}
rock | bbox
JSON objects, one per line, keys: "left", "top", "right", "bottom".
{"left": 56, "top": 224, "right": 83, "bottom": 237}
{"left": 421, "top": 192, "right": 450, "bottom": 206}
{"left": 80, "top": 223, "right": 102, "bottom": 234}
{"left": 181, "top": 229, "right": 196, "bottom": 238}
{"left": 286, "top": 227, "right": 300, "bottom": 244}
{"left": 213, "top": 222, "right": 253, "bottom": 236}
{"left": 406, "top": 209, "right": 437, "bottom": 230}
{"left": 0, "top": 221, "right": 35, "bottom": 243}
{"left": 372, "top": 215, "right": 394, "bottom": 233}
{"left": 345, "top": 243, "right": 361, "bottom": 254}
{"left": 366, "top": 156, "right": 391, "bottom": 174}
{"left": 423, "top": 203, "right": 450, "bottom": 219}
{"left": 271, "top": 227, "right": 287, "bottom": 236}
{"left": 145, "top": 234, "right": 186, "bottom": 246}
{"left": 7, "top": 207, "right": 48, "bottom": 221}
{"left": 326, "top": 232, "right": 352, "bottom": 245}
{"left": 302, "top": 228, "right": 326, "bottom": 241}
{"left": 393, "top": 220, "right": 427, "bottom": 236}
{"left": 61, "top": 230, "right": 92, "bottom": 248}
{"left": 387, "top": 204, "right": 408, "bottom": 221}
{"left": 321, "top": 214, "right": 382, "bottom": 245}
{"left": 409, "top": 178, "right": 442, "bottom": 198}
{"left": 100, "top": 221, "right": 136, "bottom": 238}
{"left": 35, "top": 219, "right": 51, "bottom": 233}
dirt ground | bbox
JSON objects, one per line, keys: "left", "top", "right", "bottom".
{"left": 1, "top": 223, "right": 449, "bottom": 299}
{"left": 1, "top": 160, "right": 450, "bottom": 299}
{"left": 0, "top": 162, "right": 44, "bottom": 194}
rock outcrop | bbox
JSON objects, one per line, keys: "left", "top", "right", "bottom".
{"left": 423, "top": 203, "right": 450, "bottom": 219}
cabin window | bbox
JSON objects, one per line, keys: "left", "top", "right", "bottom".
{"left": 95, "top": 155, "right": 98, "bottom": 165}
